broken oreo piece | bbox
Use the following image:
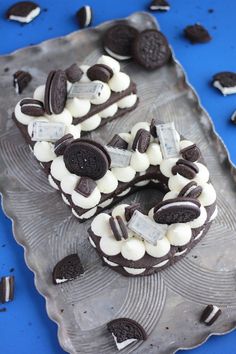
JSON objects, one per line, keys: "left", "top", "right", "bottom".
{"left": 54, "top": 134, "right": 74, "bottom": 156}
{"left": 200, "top": 305, "right": 222, "bottom": 326}
{"left": 172, "top": 159, "right": 199, "bottom": 179}
{"left": 230, "top": 111, "right": 236, "bottom": 124}
{"left": 87, "top": 64, "right": 113, "bottom": 83}
{"left": 109, "top": 216, "right": 128, "bottom": 241}
{"left": 178, "top": 181, "right": 202, "bottom": 199}
{"left": 150, "top": 119, "right": 158, "bottom": 138}
{"left": 125, "top": 203, "right": 141, "bottom": 222}
{"left": 132, "top": 129, "right": 151, "bottom": 153}
{"left": 53, "top": 254, "right": 84, "bottom": 285}
{"left": 107, "top": 134, "right": 128, "bottom": 150}
{"left": 6, "top": 1, "right": 40, "bottom": 23}
{"left": 149, "top": 0, "right": 170, "bottom": 11}
{"left": 44, "top": 70, "right": 67, "bottom": 115}
{"left": 76, "top": 5, "right": 92, "bottom": 28}
{"left": 13, "top": 70, "right": 32, "bottom": 94}
{"left": 103, "top": 24, "right": 139, "bottom": 60}
{"left": 75, "top": 177, "right": 96, "bottom": 197}
{"left": 20, "top": 98, "right": 44, "bottom": 116}
{"left": 0, "top": 276, "right": 14, "bottom": 303}
{"left": 65, "top": 63, "right": 83, "bottom": 83}
{"left": 181, "top": 144, "right": 200, "bottom": 162}
{"left": 153, "top": 197, "right": 201, "bottom": 224}
{"left": 107, "top": 318, "right": 147, "bottom": 350}
{"left": 184, "top": 24, "right": 211, "bottom": 44}
{"left": 212, "top": 72, "right": 236, "bottom": 96}
{"left": 133, "top": 29, "right": 171, "bottom": 70}
{"left": 63, "top": 139, "right": 110, "bottom": 180}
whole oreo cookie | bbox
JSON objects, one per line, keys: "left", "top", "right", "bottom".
{"left": 87, "top": 64, "right": 113, "bottom": 83}
{"left": 52, "top": 254, "right": 84, "bottom": 284}
{"left": 133, "top": 29, "right": 171, "bottom": 70}
{"left": 103, "top": 24, "right": 139, "bottom": 60}
{"left": 63, "top": 139, "right": 110, "bottom": 180}
{"left": 181, "top": 144, "right": 200, "bottom": 162}
{"left": 184, "top": 24, "right": 211, "bottom": 44}
{"left": 44, "top": 70, "right": 67, "bottom": 115}
{"left": 20, "top": 98, "right": 44, "bottom": 116}
{"left": 178, "top": 181, "right": 203, "bottom": 199}
{"left": 153, "top": 197, "right": 201, "bottom": 224}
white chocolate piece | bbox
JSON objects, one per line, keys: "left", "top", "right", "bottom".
{"left": 96, "top": 171, "right": 118, "bottom": 194}
{"left": 72, "top": 187, "right": 101, "bottom": 209}
{"left": 33, "top": 141, "right": 56, "bottom": 162}
{"left": 121, "top": 237, "right": 145, "bottom": 261}
{"left": 27, "top": 117, "right": 48, "bottom": 137}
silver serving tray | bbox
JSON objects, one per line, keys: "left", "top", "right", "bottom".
{"left": 0, "top": 12, "right": 236, "bottom": 354}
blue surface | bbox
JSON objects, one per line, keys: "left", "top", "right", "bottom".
{"left": 0, "top": 0, "right": 236, "bottom": 353}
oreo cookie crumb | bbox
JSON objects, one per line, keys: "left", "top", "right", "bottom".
{"left": 4, "top": 68, "right": 9, "bottom": 73}
{"left": 184, "top": 24, "right": 211, "bottom": 44}
{"left": 230, "top": 111, "right": 236, "bottom": 124}
{"left": 0, "top": 308, "right": 7, "bottom": 312}
{"left": 208, "top": 8, "right": 214, "bottom": 13}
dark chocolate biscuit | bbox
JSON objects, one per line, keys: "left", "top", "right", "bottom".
{"left": 178, "top": 181, "right": 202, "bottom": 199}
{"left": 76, "top": 5, "right": 92, "bottom": 28}
{"left": 181, "top": 144, "right": 200, "bottom": 162}
{"left": 13, "top": 70, "right": 32, "bottom": 94}
{"left": 212, "top": 72, "right": 236, "bottom": 88}
{"left": 150, "top": 118, "right": 158, "bottom": 137}
{"left": 103, "top": 24, "right": 139, "bottom": 60}
{"left": 132, "top": 129, "right": 151, "bottom": 153}
{"left": 184, "top": 24, "right": 211, "bottom": 44}
{"left": 87, "top": 64, "right": 113, "bottom": 83}
{"left": 200, "top": 305, "right": 222, "bottom": 326}
{"left": 153, "top": 197, "right": 201, "bottom": 224}
{"left": 0, "top": 276, "right": 14, "bottom": 303}
{"left": 44, "top": 70, "right": 67, "bottom": 115}
{"left": 63, "top": 139, "right": 110, "bottom": 180}
{"left": 133, "top": 29, "right": 171, "bottom": 70}
{"left": 125, "top": 203, "right": 141, "bottom": 221}
{"left": 52, "top": 254, "right": 84, "bottom": 284}
{"left": 75, "top": 177, "right": 96, "bottom": 197}
{"left": 107, "top": 134, "right": 128, "bottom": 150}
{"left": 109, "top": 216, "right": 128, "bottom": 241}
{"left": 54, "top": 134, "right": 74, "bottom": 156}
{"left": 6, "top": 1, "right": 40, "bottom": 23}
{"left": 20, "top": 98, "right": 44, "bottom": 116}
{"left": 149, "top": 0, "right": 170, "bottom": 11}
{"left": 172, "top": 159, "right": 199, "bottom": 179}
{"left": 107, "top": 318, "right": 147, "bottom": 347}
{"left": 65, "top": 63, "right": 83, "bottom": 83}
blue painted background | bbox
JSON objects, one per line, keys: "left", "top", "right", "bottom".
{"left": 0, "top": 0, "right": 235, "bottom": 353}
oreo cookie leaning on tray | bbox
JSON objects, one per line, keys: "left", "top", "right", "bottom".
{"left": 20, "top": 98, "right": 44, "bottom": 116}
{"left": 6, "top": 1, "right": 40, "bottom": 23}
{"left": 63, "top": 138, "right": 111, "bottom": 180}
{"left": 184, "top": 24, "right": 211, "bottom": 44}
{"left": 107, "top": 318, "right": 147, "bottom": 350}
{"left": 200, "top": 304, "right": 222, "bottom": 326}
{"left": 153, "top": 197, "right": 201, "bottom": 224}
{"left": 53, "top": 254, "right": 84, "bottom": 284}
{"left": 212, "top": 72, "right": 236, "bottom": 95}
{"left": 149, "top": 0, "right": 170, "bottom": 11}
{"left": 133, "top": 29, "right": 171, "bottom": 70}
{"left": 87, "top": 64, "right": 113, "bottom": 83}
{"left": 44, "top": 70, "right": 67, "bottom": 115}
{"left": 103, "top": 24, "right": 139, "bottom": 60}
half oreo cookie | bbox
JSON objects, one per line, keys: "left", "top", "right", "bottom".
{"left": 184, "top": 24, "right": 211, "bottom": 44}
{"left": 53, "top": 254, "right": 84, "bottom": 284}
{"left": 153, "top": 197, "right": 201, "bottom": 224}
{"left": 6, "top": 1, "right": 40, "bottom": 23}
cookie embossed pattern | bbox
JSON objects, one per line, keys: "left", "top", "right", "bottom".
{"left": 1, "top": 12, "right": 236, "bottom": 354}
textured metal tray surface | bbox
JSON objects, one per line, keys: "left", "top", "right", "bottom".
{"left": 0, "top": 12, "right": 236, "bottom": 354}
